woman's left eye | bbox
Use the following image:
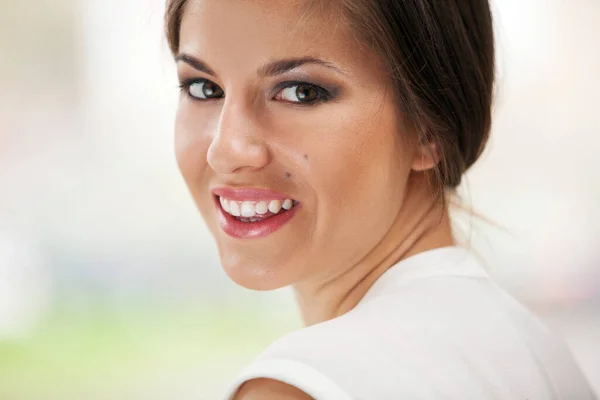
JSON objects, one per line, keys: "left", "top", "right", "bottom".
{"left": 275, "top": 82, "right": 332, "bottom": 105}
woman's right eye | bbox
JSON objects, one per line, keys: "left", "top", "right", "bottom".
{"left": 180, "top": 79, "right": 224, "bottom": 100}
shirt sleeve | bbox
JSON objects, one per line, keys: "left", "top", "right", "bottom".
{"left": 222, "top": 357, "right": 354, "bottom": 400}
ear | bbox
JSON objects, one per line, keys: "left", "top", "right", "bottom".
{"left": 411, "top": 142, "right": 440, "bottom": 172}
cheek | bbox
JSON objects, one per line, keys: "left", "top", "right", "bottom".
{"left": 174, "top": 105, "right": 213, "bottom": 186}
{"left": 302, "top": 101, "right": 410, "bottom": 249}
{"left": 310, "top": 109, "right": 407, "bottom": 204}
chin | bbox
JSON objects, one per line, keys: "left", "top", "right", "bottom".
{"left": 217, "top": 248, "right": 293, "bottom": 291}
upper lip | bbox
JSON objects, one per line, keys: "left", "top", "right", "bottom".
{"left": 211, "top": 187, "right": 296, "bottom": 201}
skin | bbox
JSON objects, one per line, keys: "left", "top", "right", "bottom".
{"left": 174, "top": 0, "right": 454, "bottom": 397}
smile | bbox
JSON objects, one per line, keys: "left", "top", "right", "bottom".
{"left": 219, "top": 197, "right": 298, "bottom": 222}
{"left": 212, "top": 188, "right": 301, "bottom": 239}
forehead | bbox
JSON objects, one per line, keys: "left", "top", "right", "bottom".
{"left": 178, "top": 0, "right": 384, "bottom": 81}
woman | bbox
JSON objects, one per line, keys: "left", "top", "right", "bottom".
{"left": 165, "top": 0, "right": 596, "bottom": 398}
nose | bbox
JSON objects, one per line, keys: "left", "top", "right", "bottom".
{"left": 207, "top": 98, "right": 270, "bottom": 174}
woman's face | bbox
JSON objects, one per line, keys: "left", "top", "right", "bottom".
{"left": 175, "top": 0, "right": 418, "bottom": 290}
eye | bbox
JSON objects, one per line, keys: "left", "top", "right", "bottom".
{"left": 180, "top": 79, "right": 224, "bottom": 100}
{"left": 275, "top": 82, "right": 332, "bottom": 105}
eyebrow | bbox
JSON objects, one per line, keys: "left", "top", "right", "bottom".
{"left": 175, "top": 53, "right": 347, "bottom": 78}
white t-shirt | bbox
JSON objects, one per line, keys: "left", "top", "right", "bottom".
{"left": 224, "top": 246, "right": 596, "bottom": 399}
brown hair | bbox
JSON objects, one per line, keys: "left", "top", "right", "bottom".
{"left": 165, "top": 0, "right": 495, "bottom": 190}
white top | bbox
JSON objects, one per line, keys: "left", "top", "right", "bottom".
{"left": 224, "top": 247, "right": 596, "bottom": 399}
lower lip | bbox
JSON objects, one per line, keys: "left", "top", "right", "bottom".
{"left": 214, "top": 197, "right": 301, "bottom": 239}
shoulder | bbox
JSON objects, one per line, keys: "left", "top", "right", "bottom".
{"left": 223, "top": 356, "right": 357, "bottom": 400}
{"left": 232, "top": 378, "right": 313, "bottom": 400}
{"left": 223, "top": 299, "right": 438, "bottom": 400}
{"left": 225, "top": 260, "right": 594, "bottom": 399}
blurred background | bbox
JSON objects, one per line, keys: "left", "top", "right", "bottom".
{"left": 0, "top": 0, "right": 598, "bottom": 398}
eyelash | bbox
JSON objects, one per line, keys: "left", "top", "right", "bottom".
{"left": 178, "top": 78, "right": 334, "bottom": 106}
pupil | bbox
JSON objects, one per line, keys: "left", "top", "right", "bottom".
{"left": 202, "top": 82, "right": 223, "bottom": 98}
{"left": 204, "top": 83, "right": 216, "bottom": 96}
{"left": 296, "top": 85, "right": 316, "bottom": 101}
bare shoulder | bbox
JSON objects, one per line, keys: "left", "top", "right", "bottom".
{"left": 233, "top": 378, "right": 314, "bottom": 400}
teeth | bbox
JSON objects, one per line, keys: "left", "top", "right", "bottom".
{"left": 241, "top": 201, "right": 256, "bottom": 217}
{"left": 268, "top": 200, "right": 282, "bottom": 214}
{"left": 282, "top": 199, "right": 293, "bottom": 210}
{"left": 255, "top": 201, "right": 268, "bottom": 215}
{"left": 229, "top": 201, "right": 241, "bottom": 217}
{"left": 220, "top": 197, "right": 230, "bottom": 212}
{"left": 219, "top": 196, "right": 296, "bottom": 218}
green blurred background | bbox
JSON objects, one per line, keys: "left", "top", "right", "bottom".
{"left": 0, "top": 0, "right": 599, "bottom": 398}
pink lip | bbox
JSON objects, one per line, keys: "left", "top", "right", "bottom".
{"left": 211, "top": 187, "right": 300, "bottom": 239}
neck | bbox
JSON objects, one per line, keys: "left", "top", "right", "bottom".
{"left": 293, "top": 174, "right": 455, "bottom": 326}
